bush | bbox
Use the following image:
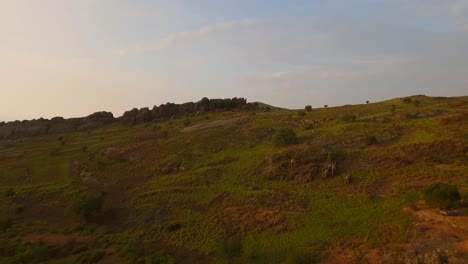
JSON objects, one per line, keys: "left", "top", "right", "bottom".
{"left": 423, "top": 183, "right": 461, "bottom": 209}
{"left": 297, "top": 110, "right": 306, "bottom": 117}
{"left": 364, "top": 135, "right": 378, "bottom": 146}
{"left": 305, "top": 105, "right": 312, "bottom": 112}
{"left": 1, "top": 187, "right": 15, "bottom": 198}
{"left": 0, "top": 217, "right": 12, "bottom": 231}
{"left": 402, "top": 97, "right": 412, "bottom": 103}
{"left": 69, "top": 191, "right": 104, "bottom": 220}
{"left": 340, "top": 114, "right": 356, "bottom": 122}
{"left": 166, "top": 223, "right": 182, "bottom": 232}
{"left": 77, "top": 249, "right": 105, "bottom": 264}
{"left": 183, "top": 118, "right": 191, "bottom": 127}
{"left": 274, "top": 128, "right": 298, "bottom": 146}
{"left": 121, "top": 245, "right": 173, "bottom": 264}
{"left": 285, "top": 252, "right": 319, "bottom": 264}
{"left": 217, "top": 239, "right": 243, "bottom": 259}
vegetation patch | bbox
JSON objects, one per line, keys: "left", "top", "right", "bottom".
{"left": 422, "top": 182, "right": 461, "bottom": 209}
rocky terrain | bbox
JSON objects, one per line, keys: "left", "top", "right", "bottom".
{"left": 0, "top": 97, "right": 248, "bottom": 139}
{"left": 0, "top": 95, "right": 466, "bottom": 263}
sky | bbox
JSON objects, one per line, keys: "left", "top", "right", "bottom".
{"left": 1, "top": 0, "right": 467, "bottom": 121}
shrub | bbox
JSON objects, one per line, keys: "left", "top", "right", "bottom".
{"left": 402, "top": 97, "right": 412, "bottom": 103}
{"left": 121, "top": 245, "right": 173, "bottom": 263}
{"left": 423, "top": 183, "right": 461, "bottom": 209}
{"left": 413, "top": 100, "right": 421, "bottom": 107}
{"left": 274, "top": 128, "right": 298, "bottom": 146}
{"left": 305, "top": 105, "right": 312, "bottom": 112}
{"left": 285, "top": 252, "right": 319, "bottom": 264}
{"left": 1, "top": 187, "right": 15, "bottom": 198}
{"left": 69, "top": 191, "right": 104, "bottom": 220}
{"left": 166, "top": 223, "right": 182, "bottom": 232}
{"left": 0, "top": 217, "right": 12, "bottom": 231}
{"left": 217, "top": 239, "right": 243, "bottom": 259}
{"left": 364, "top": 135, "right": 378, "bottom": 146}
{"left": 340, "top": 114, "right": 356, "bottom": 122}
{"left": 76, "top": 249, "right": 105, "bottom": 264}
{"left": 183, "top": 118, "right": 191, "bottom": 127}
{"left": 14, "top": 205, "right": 24, "bottom": 215}
{"left": 366, "top": 100, "right": 370, "bottom": 104}
{"left": 297, "top": 110, "right": 306, "bottom": 117}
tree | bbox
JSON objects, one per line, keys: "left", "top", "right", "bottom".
{"left": 366, "top": 100, "right": 370, "bottom": 104}
{"left": 305, "top": 105, "right": 312, "bottom": 112}
{"left": 199, "top": 97, "right": 210, "bottom": 111}
{"left": 274, "top": 127, "right": 298, "bottom": 146}
{"left": 69, "top": 190, "right": 104, "bottom": 220}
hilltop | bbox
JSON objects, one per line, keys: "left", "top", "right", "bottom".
{"left": 0, "top": 95, "right": 467, "bottom": 263}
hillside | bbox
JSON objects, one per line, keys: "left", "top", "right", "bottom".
{"left": 0, "top": 95, "right": 467, "bottom": 263}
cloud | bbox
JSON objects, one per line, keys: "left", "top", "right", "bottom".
{"left": 114, "top": 18, "right": 256, "bottom": 55}
{"left": 115, "top": 8, "right": 467, "bottom": 107}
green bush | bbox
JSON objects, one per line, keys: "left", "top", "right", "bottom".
{"left": 217, "top": 239, "right": 243, "bottom": 259}
{"left": 422, "top": 183, "right": 461, "bottom": 209}
{"left": 273, "top": 128, "right": 298, "bottom": 146}
{"left": 305, "top": 105, "right": 312, "bottom": 112}
{"left": 69, "top": 191, "right": 104, "bottom": 220}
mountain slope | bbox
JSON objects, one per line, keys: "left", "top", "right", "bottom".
{"left": 0, "top": 95, "right": 467, "bottom": 263}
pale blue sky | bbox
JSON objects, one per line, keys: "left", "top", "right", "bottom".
{"left": 1, "top": 0, "right": 467, "bottom": 121}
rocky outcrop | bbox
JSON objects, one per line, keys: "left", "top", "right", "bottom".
{"left": 121, "top": 97, "right": 249, "bottom": 125}
{"left": 0, "top": 111, "right": 115, "bottom": 139}
{"left": 0, "top": 97, "right": 251, "bottom": 139}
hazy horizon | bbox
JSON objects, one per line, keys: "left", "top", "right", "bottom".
{"left": 1, "top": 0, "right": 467, "bottom": 122}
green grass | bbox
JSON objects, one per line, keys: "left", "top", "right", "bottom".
{"left": 0, "top": 95, "right": 466, "bottom": 262}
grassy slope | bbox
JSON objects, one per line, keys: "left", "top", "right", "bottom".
{"left": 0, "top": 95, "right": 467, "bottom": 263}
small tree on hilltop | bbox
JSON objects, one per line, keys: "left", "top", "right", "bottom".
{"left": 305, "top": 105, "right": 312, "bottom": 112}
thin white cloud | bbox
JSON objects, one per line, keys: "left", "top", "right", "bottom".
{"left": 114, "top": 18, "right": 256, "bottom": 55}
